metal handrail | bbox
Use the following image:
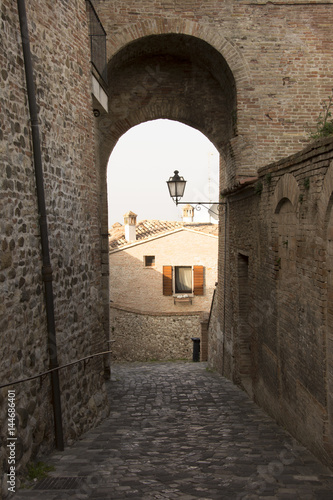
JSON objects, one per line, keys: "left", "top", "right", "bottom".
{"left": 0, "top": 350, "right": 113, "bottom": 389}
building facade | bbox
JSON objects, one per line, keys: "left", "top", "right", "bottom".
{"left": 109, "top": 211, "right": 218, "bottom": 361}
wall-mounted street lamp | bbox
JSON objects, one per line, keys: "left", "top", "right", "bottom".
{"left": 166, "top": 170, "right": 226, "bottom": 217}
{"left": 166, "top": 170, "right": 187, "bottom": 204}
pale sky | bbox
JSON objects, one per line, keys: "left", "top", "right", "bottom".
{"left": 107, "top": 119, "right": 219, "bottom": 227}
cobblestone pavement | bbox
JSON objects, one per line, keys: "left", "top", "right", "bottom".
{"left": 15, "top": 362, "right": 333, "bottom": 499}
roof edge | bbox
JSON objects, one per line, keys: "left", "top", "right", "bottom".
{"left": 109, "top": 226, "right": 218, "bottom": 253}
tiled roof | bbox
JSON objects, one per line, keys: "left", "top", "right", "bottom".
{"left": 109, "top": 220, "right": 218, "bottom": 250}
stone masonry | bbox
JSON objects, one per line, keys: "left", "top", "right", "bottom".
{"left": 1, "top": 0, "right": 333, "bottom": 495}
{"left": 1, "top": 1, "right": 109, "bottom": 496}
{"left": 110, "top": 306, "right": 202, "bottom": 362}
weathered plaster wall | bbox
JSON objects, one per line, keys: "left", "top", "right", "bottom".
{"left": 0, "top": 1, "right": 109, "bottom": 494}
{"left": 209, "top": 137, "right": 333, "bottom": 468}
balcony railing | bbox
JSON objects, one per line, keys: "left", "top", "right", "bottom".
{"left": 86, "top": 0, "right": 108, "bottom": 87}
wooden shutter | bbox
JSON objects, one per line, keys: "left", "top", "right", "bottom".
{"left": 163, "top": 266, "right": 173, "bottom": 296}
{"left": 193, "top": 266, "right": 204, "bottom": 295}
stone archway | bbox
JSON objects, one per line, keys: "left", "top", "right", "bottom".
{"left": 96, "top": 30, "right": 243, "bottom": 348}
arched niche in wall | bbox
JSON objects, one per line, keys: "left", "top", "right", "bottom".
{"left": 318, "top": 161, "right": 333, "bottom": 455}
{"left": 273, "top": 173, "right": 300, "bottom": 280}
{"left": 273, "top": 174, "right": 300, "bottom": 404}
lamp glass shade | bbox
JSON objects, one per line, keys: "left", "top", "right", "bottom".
{"left": 167, "top": 170, "right": 186, "bottom": 200}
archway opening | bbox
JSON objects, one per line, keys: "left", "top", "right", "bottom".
{"left": 107, "top": 119, "right": 219, "bottom": 225}
{"left": 107, "top": 119, "right": 220, "bottom": 361}
{"left": 98, "top": 32, "right": 236, "bottom": 363}
{"left": 98, "top": 33, "right": 237, "bottom": 184}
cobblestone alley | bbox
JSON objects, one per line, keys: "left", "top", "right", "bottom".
{"left": 14, "top": 362, "right": 333, "bottom": 499}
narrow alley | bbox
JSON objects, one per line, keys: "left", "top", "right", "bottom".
{"left": 15, "top": 362, "right": 333, "bottom": 499}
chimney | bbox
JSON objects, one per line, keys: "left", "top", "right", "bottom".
{"left": 182, "top": 204, "right": 194, "bottom": 223}
{"left": 124, "top": 211, "right": 137, "bottom": 242}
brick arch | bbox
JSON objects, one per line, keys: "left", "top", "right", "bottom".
{"left": 98, "top": 20, "right": 252, "bottom": 342}
{"left": 274, "top": 174, "right": 300, "bottom": 405}
{"left": 106, "top": 18, "right": 250, "bottom": 86}
{"left": 99, "top": 30, "right": 243, "bottom": 182}
{"left": 273, "top": 173, "right": 300, "bottom": 214}
{"left": 99, "top": 17, "right": 252, "bottom": 170}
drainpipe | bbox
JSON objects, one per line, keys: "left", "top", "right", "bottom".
{"left": 17, "top": 0, "right": 64, "bottom": 451}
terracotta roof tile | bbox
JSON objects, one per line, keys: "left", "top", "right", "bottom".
{"left": 109, "top": 220, "right": 218, "bottom": 250}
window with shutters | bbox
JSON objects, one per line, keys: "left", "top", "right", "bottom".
{"left": 163, "top": 266, "right": 204, "bottom": 296}
{"left": 175, "top": 266, "right": 192, "bottom": 293}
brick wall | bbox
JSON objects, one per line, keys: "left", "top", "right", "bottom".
{"left": 209, "top": 137, "right": 333, "bottom": 468}
{"left": 200, "top": 317, "right": 209, "bottom": 362}
{"left": 95, "top": 0, "right": 333, "bottom": 184}
{"left": 94, "top": 1, "right": 333, "bottom": 347}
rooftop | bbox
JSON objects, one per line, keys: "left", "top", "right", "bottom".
{"left": 109, "top": 219, "right": 219, "bottom": 250}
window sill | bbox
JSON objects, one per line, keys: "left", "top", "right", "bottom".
{"left": 173, "top": 295, "right": 193, "bottom": 305}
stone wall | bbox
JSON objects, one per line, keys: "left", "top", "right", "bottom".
{"left": 110, "top": 305, "right": 202, "bottom": 362}
{"left": 209, "top": 137, "right": 333, "bottom": 468}
{"left": 0, "top": 1, "right": 109, "bottom": 495}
